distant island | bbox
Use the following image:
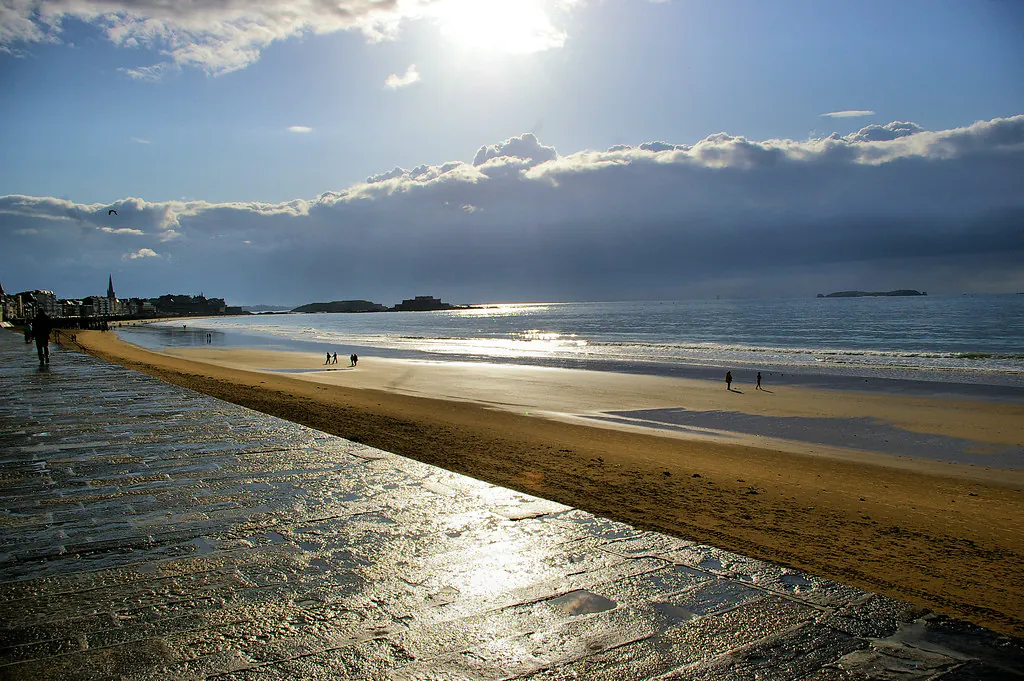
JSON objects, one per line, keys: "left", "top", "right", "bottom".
{"left": 242, "top": 304, "right": 295, "bottom": 313}
{"left": 291, "top": 295, "right": 469, "bottom": 314}
{"left": 292, "top": 300, "right": 387, "bottom": 313}
{"left": 817, "top": 290, "right": 927, "bottom": 298}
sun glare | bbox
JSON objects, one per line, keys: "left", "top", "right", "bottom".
{"left": 432, "top": 0, "right": 566, "bottom": 54}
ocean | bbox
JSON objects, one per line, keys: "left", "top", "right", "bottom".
{"left": 116, "top": 295, "right": 1024, "bottom": 395}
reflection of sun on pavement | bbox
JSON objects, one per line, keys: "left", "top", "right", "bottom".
{"left": 460, "top": 541, "right": 546, "bottom": 598}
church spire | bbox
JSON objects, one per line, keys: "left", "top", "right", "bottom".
{"left": 107, "top": 274, "right": 115, "bottom": 300}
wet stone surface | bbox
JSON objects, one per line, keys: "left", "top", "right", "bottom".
{"left": 1, "top": 333, "right": 1022, "bottom": 680}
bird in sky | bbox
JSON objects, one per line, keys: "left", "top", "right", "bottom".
{"left": 108, "top": 209, "right": 117, "bottom": 215}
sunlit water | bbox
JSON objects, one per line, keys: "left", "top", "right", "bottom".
{"left": 117, "top": 296, "right": 1024, "bottom": 393}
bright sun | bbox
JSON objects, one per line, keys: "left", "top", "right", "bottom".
{"left": 432, "top": 0, "right": 567, "bottom": 54}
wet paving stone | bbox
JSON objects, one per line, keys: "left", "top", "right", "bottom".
{"left": 1, "top": 333, "right": 1023, "bottom": 680}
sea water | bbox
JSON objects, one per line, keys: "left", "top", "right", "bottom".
{"left": 116, "top": 295, "right": 1024, "bottom": 394}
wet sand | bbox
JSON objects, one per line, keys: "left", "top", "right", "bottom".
{"left": 70, "top": 330, "right": 1024, "bottom": 637}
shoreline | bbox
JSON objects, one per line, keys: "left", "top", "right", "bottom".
{"left": 117, "top": 318, "right": 1024, "bottom": 396}
{"left": 68, "top": 330, "right": 1024, "bottom": 637}
{"left": 155, "top": 347, "right": 1024, "bottom": 473}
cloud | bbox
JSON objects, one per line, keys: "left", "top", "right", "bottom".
{"left": 821, "top": 110, "right": 876, "bottom": 118}
{"left": 639, "top": 141, "right": 685, "bottom": 153}
{"left": 125, "top": 248, "right": 160, "bottom": 259}
{"left": 385, "top": 64, "right": 420, "bottom": 89}
{"left": 1, "top": 114, "right": 1022, "bottom": 301}
{"left": 846, "top": 121, "right": 924, "bottom": 143}
{"left": 119, "top": 63, "right": 172, "bottom": 81}
{"left": 102, "top": 227, "right": 145, "bottom": 235}
{"left": 0, "top": 2, "right": 403, "bottom": 76}
{"left": 473, "top": 132, "right": 557, "bottom": 167}
{"left": 130, "top": 137, "right": 150, "bottom": 144}
{"left": 287, "top": 126, "right": 313, "bottom": 133}
{"left": 1, "top": 1, "right": 576, "bottom": 76}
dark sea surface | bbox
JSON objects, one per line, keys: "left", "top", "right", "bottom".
{"left": 116, "top": 295, "right": 1024, "bottom": 399}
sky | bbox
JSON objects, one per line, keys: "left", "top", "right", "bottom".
{"left": 1, "top": 0, "right": 1022, "bottom": 306}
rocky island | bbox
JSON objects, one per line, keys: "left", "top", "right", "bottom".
{"left": 291, "top": 296, "right": 468, "bottom": 313}
{"left": 291, "top": 300, "right": 387, "bottom": 313}
{"left": 817, "top": 290, "right": 927, "bottom": 298}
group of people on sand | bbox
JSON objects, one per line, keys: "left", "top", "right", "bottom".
{"left": 325, "top": 352, "right": 358, "bottom": 367}
{"left": 725, "top": 370, "right": 764, "bottom": 391}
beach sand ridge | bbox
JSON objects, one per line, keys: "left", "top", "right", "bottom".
{"left": 71, "top": 330, "right": 1024, "bottom": 637}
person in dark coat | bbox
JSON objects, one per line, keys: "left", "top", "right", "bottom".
{"left": 32, "top": 310, "right": 53, "bottom": 365}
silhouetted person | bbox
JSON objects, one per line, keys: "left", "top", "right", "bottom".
{"left": 32, "top": 310, "right": 52, "bottom": 365}
{"left": 756, "top": 372, "right": 762, "bottom": 390}
{"left": 325, "top": 352, "right": 331, "bottom": 365}
{"left": 725, "top": 371, "right": 732, "bottom": 390}
{"left": 332, "top": 352, "right": 337, "bottom": 365}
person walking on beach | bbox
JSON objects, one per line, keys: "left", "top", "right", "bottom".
{"left": 32, "top": 309, "right": 53, "bottom": 365}
{"left": 332, "top": 352, "right": 338, "bottom": 365}
{"left": 325, "top": 352, "right": 331, "bottom": 365}
{"left": 756, "top": 372, "right": 762, "bottom": 390}
{"left": 725, "top": 371, "right": 732, "bottom": 391}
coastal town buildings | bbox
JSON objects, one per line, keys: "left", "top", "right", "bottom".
{"left": 1, "top": 280, "right": 461, "bottom": 324}
{"left": 0, "top": 282, "right": 10, "bottom": 323}
{"left": 0, "top": 275, "right": 232, "bottom": 324}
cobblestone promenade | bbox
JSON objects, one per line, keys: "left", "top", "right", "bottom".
{"left": 1, "top": 332, "right": 1022, "bottom": 680}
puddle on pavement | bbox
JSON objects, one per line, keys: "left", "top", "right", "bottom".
{"left": 668, "top": 580, "right": 761, "bottom": 617}
{"left": 652, "top": 601, "right": 696, "bottom": 624}
{"left": 780, "top": 572, "right": 813, "bottom": 587}
{"left": 697, "top": 556, "right": 724, "bottom": 572}
{"left": 547, "top": 590, "right": 617, "bottom": 616}
{"left": 192, "top": 537, "right": 219, "bottom": 555}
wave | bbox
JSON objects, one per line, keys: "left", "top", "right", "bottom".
{"left": 148, "top": 307, "right": 1024, "bottom": 380}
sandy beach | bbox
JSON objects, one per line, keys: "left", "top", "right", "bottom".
{"left": 69, "top": 330, "right": 1024, "bottom": 637}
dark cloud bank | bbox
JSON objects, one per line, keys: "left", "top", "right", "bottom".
{"left": 2, "top": 117, "right": 1023, "bottom": 304}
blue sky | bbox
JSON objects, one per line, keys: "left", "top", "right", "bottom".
{"left": 1, "top": 0, "right": 1022, "bottom": 304}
